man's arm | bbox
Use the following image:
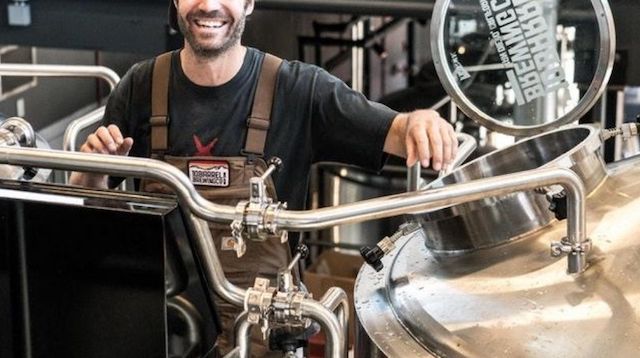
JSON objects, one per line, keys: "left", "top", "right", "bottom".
{"left": 383, "top": 109, "right": 457, "bottom": 171}
{"left": 68, "top": 124, "right": 133, "bottom": 189}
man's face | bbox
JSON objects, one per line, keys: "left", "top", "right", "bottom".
{"left": 175, "top": 0, "right": 254, "bottom": 58}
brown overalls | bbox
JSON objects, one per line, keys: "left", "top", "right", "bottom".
{"left": 143, "top": 52, "right": 293, "bottom": 357}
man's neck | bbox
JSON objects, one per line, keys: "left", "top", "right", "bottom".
{"left": 180, "top": 44, "right": 247, "bottom": 87}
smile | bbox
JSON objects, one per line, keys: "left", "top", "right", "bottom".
{"left": 194, "top": 19, "right": 227, "bottom": 29}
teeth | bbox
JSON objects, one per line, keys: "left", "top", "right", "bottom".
{"left": 195, "top": 19, "right": 225, "bottom": 29}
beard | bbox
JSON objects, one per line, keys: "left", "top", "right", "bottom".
{"left": 177, "top": 8, "right": 247, "bottom": 59}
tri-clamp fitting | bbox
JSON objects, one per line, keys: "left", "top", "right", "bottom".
{"left": 230, "top": 157, "right": 289, "bottom": 257}
{"left": 550, "top": 237, "right": 592, "bottom": 274}
{"left": 244, "top": 244, "right": 312, "bottom": 348}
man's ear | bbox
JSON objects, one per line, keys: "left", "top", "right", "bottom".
{"left": 245, "top": 0, "right": 255, "bottom": 16}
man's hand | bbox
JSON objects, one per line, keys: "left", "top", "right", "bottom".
{"left": 68, "top": 124, "right": 133, "bottom": 188}
{"left": 384, "top": 110, "right": 458, "bottom": 171}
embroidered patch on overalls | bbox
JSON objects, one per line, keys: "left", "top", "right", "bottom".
{"left": 188, "top": 160, "right": 230, "bottom": 187}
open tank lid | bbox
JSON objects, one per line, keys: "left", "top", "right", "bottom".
{"left": 430, "top": 0, "right": 615, "bottom": 136}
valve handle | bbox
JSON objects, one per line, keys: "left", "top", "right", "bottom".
{"left": 267, "top": 157, "right": 283, "bottom": 171}
{"left": 545, "top": 190, "right": 568, "bottom": 221}
{"left": 286, "top": 243, "right": 309, "bottom": 272}
{"left": 295, "top": 243, "right": 309, "bottom": 260}
{"left": 360, "top": 245, "right": 385, "bottom": 272}
{"left": 261, "top": 156, "right": 283, "bottom": 181}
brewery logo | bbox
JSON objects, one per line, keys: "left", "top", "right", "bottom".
{"left": 189, "top": 160, "right": 230, "bottom": 187}
{"left": 478, "top": 0, "right": 568, "bottom": 105}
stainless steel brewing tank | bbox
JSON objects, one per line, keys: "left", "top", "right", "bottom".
{"left": 355, "top": 154, "right": 640, "bottom": 357}
{"left": 418, "top": 125, "right": 606, "bottom": 255}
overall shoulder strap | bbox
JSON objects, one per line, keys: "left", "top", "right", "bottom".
{"left": 150, "top": 51, "right": 173, "bottom": 157}
{"left": 243, "top": 53, "right": 283, "bottom": 157}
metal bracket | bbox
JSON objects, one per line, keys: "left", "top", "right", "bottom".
{"left": 550, "top": 237, "right": 592, "bottom": 258}
{"left": 231, "top": 157, "right": 289, "bottom": 246}
{"left": 601, "top": 122, "right": 640, "bottom": 142}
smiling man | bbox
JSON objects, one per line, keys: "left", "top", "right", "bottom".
{"left": 70, "top": 0, "right": 457, "bottom": 356}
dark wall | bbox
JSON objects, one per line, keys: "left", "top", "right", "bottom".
{"left": 0, "top": 0, "right": 170, "bottom": 55}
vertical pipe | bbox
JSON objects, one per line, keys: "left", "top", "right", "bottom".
{"left": 614, "top": 88, "right": 625, "bottom": 161}
{"left": 233, "top": 311, "right": 252, "bottom": 358}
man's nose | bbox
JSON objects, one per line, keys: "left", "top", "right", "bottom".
{"left": 198, "top": 0, "right": 223, "bottom": 12}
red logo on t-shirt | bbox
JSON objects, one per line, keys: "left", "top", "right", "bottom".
{"left": 193, "top": 135, "right": 218, "bottom": 156}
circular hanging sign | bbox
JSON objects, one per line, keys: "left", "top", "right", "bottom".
{"left": 431, "top": 0, "right": 615, "bottom": 136}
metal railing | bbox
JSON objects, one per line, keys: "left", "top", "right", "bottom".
{"left": 0, "top": 146, "right": 588, "bottom": 356}
{"left": 0, "top": 63, "right": 120, "bottom": 157}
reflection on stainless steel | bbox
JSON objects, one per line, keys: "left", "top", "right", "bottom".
{"left": 0, "top": 117, "right": 51, "bottom": 181}
{"left": 355, "top": 156, "right": 640, "bottom": 357}
{"left": 418, "top": 125, "right": 605, "bottom": 255}
{"left": 1, "top": 117, "right": 36, "bottom": 147}
{"left": 430, "top": 0, "right": 615, "bottom": 136}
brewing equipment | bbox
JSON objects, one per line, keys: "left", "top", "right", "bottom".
{"left": 0, "top": 1, "right": 631, "bottom": 357}
{"left": 354, "top": 0, "right": 640, "bottom": 357}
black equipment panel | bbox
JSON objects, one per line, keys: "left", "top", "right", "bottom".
{"left": 0, "top": 181, "right": 219, "bottom": 358}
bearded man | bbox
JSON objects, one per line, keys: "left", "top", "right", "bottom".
{"left": 70, "top": 0, "right": 458, "bottom": 356}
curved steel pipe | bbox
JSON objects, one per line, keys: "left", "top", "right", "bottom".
{"left": 0, "top": 63, "right": 119, "bottom": 91}
{"left": 440, "top": 132, "right": 477, "bottom": 177}
{"left": 0, "top": 148, "right": 239, "bottom": 222}
{"left": 407, "top": 131, "right": 477, "bottom": 191}
{"left": 319, "top": 287, "right": 349, "bottom": 355}
{"left": 187, "top": 213, "right": 245, "bottom": 306}
{"left": 62, "top": 106, "right": 105, "bottom": 153}
{"left": 62, "top": 106, "right": 106, "bottom": 183}
{"left": 232, "top": 311, "right": 252, "bottom": 358}
{"left": 0, "top": 147, "right": 584, "bottom": 238}
{"left": 301, "top": 300, "right": 345, "bottom": 358}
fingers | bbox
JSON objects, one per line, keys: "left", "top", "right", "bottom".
{"left": 96, "top": 126, "right": 118, "bottom": 153}
{"left": 117, "top": 137, "right": 134, "bottom": 156}
{"left": 108, "top": 124, "right": 124, "bottom": 146}
{"left": 427, "top": 122, "right": 443, "bottom": 171}
{"left": 79, "top": 125, "right": 133, "bottom": 156}
{"left": 405, "top": 110, "right": 458, "bottom": 171}
{"left": 439, "top": 124, "right": 454, "bottom": 169}
{"left": 415, "top": 125, "right": 431, "bottom": 169}
{"left": 450, "top": 126, "right": 459, "bottom": 163}
{"left": 405, "top": 132, "right": 418, "bottom": 167}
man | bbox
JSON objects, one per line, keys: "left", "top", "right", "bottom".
{"left": 70, "top": 0, "right": 458, "bottom": 355}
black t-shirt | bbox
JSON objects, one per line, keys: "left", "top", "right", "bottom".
{"left": 103, "top": 47, "right": 397, "bottom": 210}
